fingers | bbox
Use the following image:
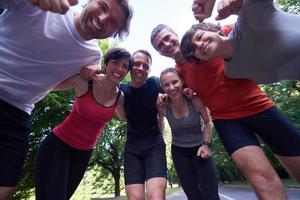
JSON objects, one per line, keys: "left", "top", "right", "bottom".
{"left": 27, "top": 0, "right": 74, "bottom": 14}
{"left": 68, "top": 0, "right": 78, "bottom": 6}
{"left": 197, "top": 146, "right": 212, "bottom": 159}
{"left": 156, "top": 94, "right": 167, "bottom": 108}
{"left": 215, "top": 0, "right": 242, "bottom": 20}
{"left": 80, "top": 64, "right": 101, "bottom": 81}
{"left": 183, "top": 88, "right": 196, "bottom": 99}
{"left": 192, "top": 0, "right": 216, "bottom": 22}
{"left": 192, "top": 0, "right": 207, "bottom": 22}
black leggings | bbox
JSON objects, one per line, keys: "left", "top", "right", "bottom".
{"left": 35, "top": 133, "right": 92, "bottom": 200}
{"left": 172, "top": 145, "right": 220, "bottom": 200}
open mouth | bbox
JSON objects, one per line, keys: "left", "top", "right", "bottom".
{"left": 91, "top": 17, "right": 102, "bottom": 32}
{"left": 113, "top": 72, "right": 121, "bottom": 78}
{"left": 166, "top": 44, "right": 176, "bottom": 54}
{"left": 203, "top": 41, "right": 211, "bottom": 55}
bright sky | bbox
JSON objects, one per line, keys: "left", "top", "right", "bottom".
{"left": 78, "top": 0, "right": 237, "bottom": 76}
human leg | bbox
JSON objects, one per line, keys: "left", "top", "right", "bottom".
{"left": 124, "top": 148, "right": 146, "bottom": 200}
{"left": 35, "top": 133, "right": 71, "bottom": 200}
{"left": 194, "top": 154, "right": 220, "bottom": 200}
{"left": 249, "top": 107, "right": 300, "bottom": 183}
{"left": 145, "top": 177, "right": 167, "bottom": 200}
{"left": 66, "top": 147, "right": 92, "bottom": 199}
{"left": 0, "top": 99, "right": 30, "bottom": 200}
{"left": 125, "top": 184, "right": 145, "bottom": 200}
{"left": 144, "top": 144, "right": 167, "bottom": 200}
{"left": 231, "top": 146, "right": 287, "bottom": 200}
{"left": 171, "top": 145, "right": 203, "bottom": 200}
{"left": 214, "top": 118, "right": 287, "bottom": 200}
{"left": 277, "top": 155, "right": 300, "bottom": 183}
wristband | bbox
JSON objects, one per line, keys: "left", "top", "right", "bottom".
{"left": 203, "top": 141, "right": 212, "bottom": 149}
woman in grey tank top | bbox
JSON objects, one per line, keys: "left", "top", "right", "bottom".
{"left": 158, "top": 67, "right": 220, "bottom": 200}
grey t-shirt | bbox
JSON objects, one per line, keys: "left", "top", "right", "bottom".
{"left": 166, "top": 98, "right": 203, "bottom": 148}
{"left": 224, "top": 0, "right": 300, "bottom": 84}
{"left": 0, "top": 0, "right": 101, "bottom": 113}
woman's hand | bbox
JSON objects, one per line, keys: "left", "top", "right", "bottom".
{"left": 197, "top": 144, "right": 212, "bottom": 159}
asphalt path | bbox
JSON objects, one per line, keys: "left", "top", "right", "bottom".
{"left": 166, "top": 185, "right": 300, "bottom": 200}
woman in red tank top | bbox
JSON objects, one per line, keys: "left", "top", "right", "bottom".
{"left": 35, "top": 47, "right": 132, "bottom": 200}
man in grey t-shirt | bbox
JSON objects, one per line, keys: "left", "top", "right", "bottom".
{"left": 191, "top": 0, "right": 300, "bottom": 84}
{"left": 0, "top": 0, "right": 132, "bottom": 198}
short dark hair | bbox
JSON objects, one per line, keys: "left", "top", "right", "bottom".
{"left": 181, "top": 22, "right": 221, "bottom": 62}
{"left": 112, "top": 0, "right": 134, "bottom": 40}
{"left": 132, "top": 49, "right": 152, "bottom": 65}
{"left": 150, "top": 24, "right": 176, "bottom": 50}
{"left": 103, "top": 47, "right": 132, "bottom": 70}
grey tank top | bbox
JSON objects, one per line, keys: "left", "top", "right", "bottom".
{"left": 165, "top": 98, "right": 203, "bottom": 148}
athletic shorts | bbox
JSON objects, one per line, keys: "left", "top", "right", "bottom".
{"left": 0, "top": 99, "right": 31, "bottom": 186}
{"left": 124, "top": 138, "right": 167, "bottom": 185}
{"left": 213, "top": 106, "right": 300, "bottom": 156}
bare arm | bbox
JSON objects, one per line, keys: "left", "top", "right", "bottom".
{"left": 192, "top": 96, "right": 213, "bottom": 159}
{"left": 28, "top": 0, "right": 78, "bottom": 14}
{"left": 53, "top": 74, "right": 80, "bottom": 91}
{"left": 156, "top": 94, "right": 167, "bottom": 135}
{"left": 215, "top": 0, "right": 243, "bottom": 20}
{"left": 115, "top": 92, "right": 127, "bottom": 121}
{"left": 193, "top": 97, "right": 213, "bottom": 143}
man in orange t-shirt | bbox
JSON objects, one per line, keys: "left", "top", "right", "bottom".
{"left": 151, "top": 23, "right": 300, "bottom": 200}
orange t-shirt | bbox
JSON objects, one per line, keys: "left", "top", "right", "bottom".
{"left": 176, "top": 58, "right": 274, "bottom": 120}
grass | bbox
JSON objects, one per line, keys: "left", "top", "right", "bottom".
{"left": 221, "top": 179, "right": 299, "bottom": 188}
{"left": 166, "top": 186, "right": 182, "bottom": 195}
{"left": 281, "top": 178, "right": 299, "bottom": 188}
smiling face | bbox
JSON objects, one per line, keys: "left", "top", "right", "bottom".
{"left": 130, "top": 52, "right": 151, "bottom": 87}
{"left": 105, "top": 57, "right": 130, "bottom": 83}
{"left": 160, "top": 71, "right": 183, "bottom": 100}
{"left": 191, "top": 29, "right": 222, "bottom": 61}
{"left": 153, "top": 29, "right": 181, "bottom": 59}
{"left": 78, "top": 0, "right": 126, "bottom": 40}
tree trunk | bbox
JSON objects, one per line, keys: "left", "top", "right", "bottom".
{"left": 113, "top": 172, "right": 121, "bottom": 197}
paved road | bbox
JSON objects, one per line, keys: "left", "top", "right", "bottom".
{"left": 166, "top": 185, "right": 300, "bottom": 200}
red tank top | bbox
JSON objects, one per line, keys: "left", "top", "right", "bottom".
{"left": 53, "top": 88, "right": 120, "bottom": 150}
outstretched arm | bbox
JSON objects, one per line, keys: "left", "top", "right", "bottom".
{"left": 28, "top": 0, "right": 78, "bottom": 14}
{"left": 192, "top": 0, "right": 216, "bottom": 22}
{"left": 215, "top": 0, "right": 243, "bottom": 20}
{"left": 192, "top": 0, "right": 243, "bottom": 21}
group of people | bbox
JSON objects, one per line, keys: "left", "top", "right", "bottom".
{"left": 0, "top": 0, "right": 300, "bottom": 200}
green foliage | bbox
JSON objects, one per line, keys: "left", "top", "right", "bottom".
{"left": 14, "top": 90, "right": 74, "bottom": 200}
{"left": 212, "top": 129, "right": 245, "bottom": 183}
{"left": 261, "top": 81, "right": 300, "bottom": 178}
{"left": 163, "top": 120, "right": 180, "bottom": 187}
{"left": 261, "top": 81, "right": 300, "bottom": 129}
{"left": 88, "top": 118, "right": 127, "bottom": 197}
{"left": 276, "top": 0, "right": 300, "bottom": 14}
